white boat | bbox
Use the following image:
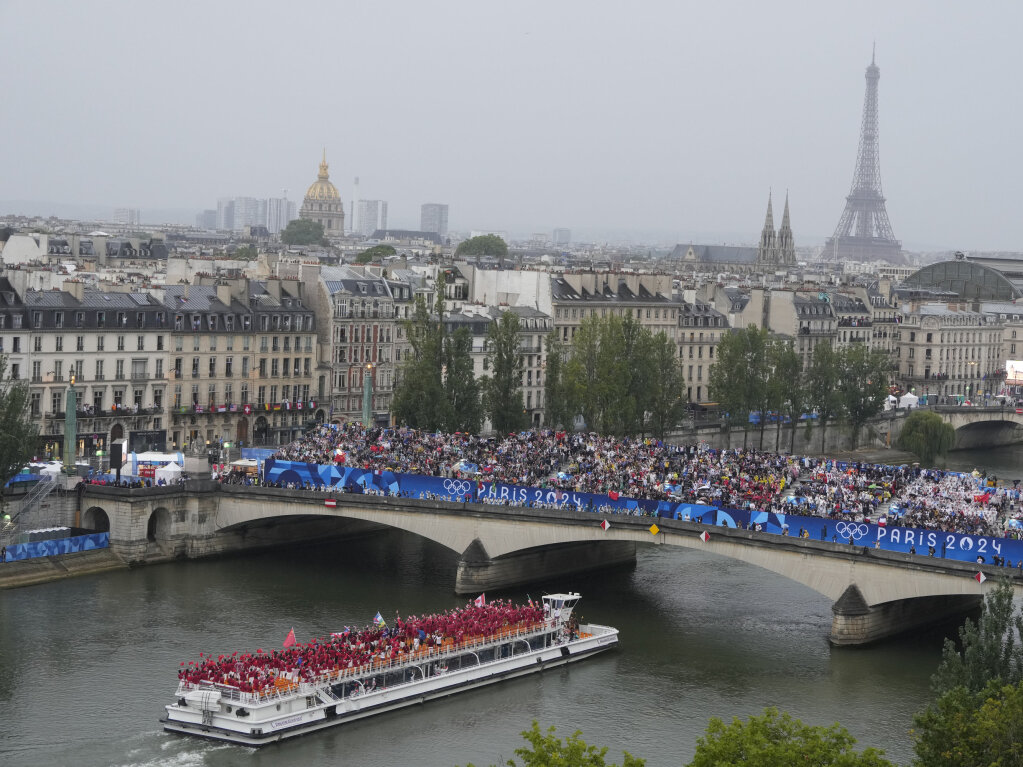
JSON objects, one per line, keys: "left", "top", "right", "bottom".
{"left": 162, "top": 593, "right": 618, "bottom": 746}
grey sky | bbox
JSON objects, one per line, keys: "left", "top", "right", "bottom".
{"left": 2, "top": 1, "right": 1021, "bottom": 249}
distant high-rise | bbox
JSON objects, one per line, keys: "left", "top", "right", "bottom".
{"left": 113, "top": 207, "right": 141, "bottom": 227}
{"left": 216, "top": 198, "right": 235, "bottom": 231}
{"left": 824, "top": 49, "right": 902, "bottom": 263}
{"left": 552, "top": 228, "right": 571, "bottom": 246}
{"left": 266, "top": 194, "right": 294, "bottom": 235}
{"left": 420, "top": 203, "right": 449, "bottom": 237}
{"left": 299, "top": 151, "right": 345, "bottom": 236}
{"left": 356, "top": 200, "right": 388, "bottom": 237}
{"left": 195, "top": 210, "right": 217, "bottom": 230}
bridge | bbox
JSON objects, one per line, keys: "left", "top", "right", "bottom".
{"left": 929, "top": 405, "right": 1023, "bottom": 450}
{"left": 77, "top": 482, "right": 1023, "bottom": 646}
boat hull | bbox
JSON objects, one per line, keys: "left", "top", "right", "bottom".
{"left": 163, "top": 624, "right": 618, "bottom": 746}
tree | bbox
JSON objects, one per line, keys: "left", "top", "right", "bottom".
{"left": 769, "top": 341, "right": 808, "bottom": 454}
{"left": 483, "top": 311, "right": 528, "bottom": 434}
{"left": 543, "top": 333, "right": 571, "bottom": 430}
{"left": 462, "top": 721, "right": 645, "bottom": 767}
{"left": 807, "top": 342, "right": 843, "bottom": 453}
{"left": 708, "top": 326, "right": 770, "bottom": 448}
{"left": 392, "top": 295, "right": 448, "bottom": 430}
{"left": 913, "top": 581, "right": 1023, "bottom": 766}
{"left": 897, "top": 410, "right": 956, "bottom": 465}
{"left": 0, "top": 356, "right": 38, "bottom": 494}
{"left": 443, "top": 326, "right": 483, "bottom": 433}
{"left": 355, "top": 244, "right": 396, "bottom": 264}
{"left": 689, "top": 708, "right": 895, "bottom": 767}
{"left": 647, "top": 331, "right": 685, "bottom": 438}
{"left": 837, "top": 345, "right": 889, "bottom": 449}
{"left": 232, "top": 245, "right": 257, "bottom": 260}
{"left": 455, "top": 234, "right": 508, "bottom": 258}
{"left": 281, "top": 219, "right": 324, "bottom": 246}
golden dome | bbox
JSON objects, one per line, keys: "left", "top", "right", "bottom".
{"left": 304, "top": 150, "right": 341, "bottom": 202}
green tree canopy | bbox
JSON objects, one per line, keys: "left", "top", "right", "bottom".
{"left": 462, "top": 721, "right": 645, "bottom": 767}
{"left": 281, "top": 218, "right": 325, "bottom": 246}
{"left": 232, "top": 244, "right": 258, "bottom": 260}
{"left": 648, "top": 331, "right": 686, "bottom": 438}
{"left": 455, "top": 234, "right": 508, "bottom": 258}
{"left": 837, "top": 345, "right": 890, "bottom": 449}
{"left": 897, "top": 410, "right": 956, "bottom": 465}
{"left": 708, "top": 326, "right": 771, "bottom": 447}
{"left": 0, "top": 356, "right": 38, "bottom": 493}
{"left": 807, "top": 341, "right": 844, "bottom": 453}
{"left": 482, "top": 311, "right": 528, "bottom": 434}
{"left": 355, "top": 244, "right": 396, "bottom": 264}
{"left": 543, "top": 332, "right": 571, "bottom": 430}
{"left": 690, "top": 708, "right": 895, "bottom": 767}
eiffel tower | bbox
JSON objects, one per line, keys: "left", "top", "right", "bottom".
{"left": 824, "top": 48, "right": 902, "bottom": 263}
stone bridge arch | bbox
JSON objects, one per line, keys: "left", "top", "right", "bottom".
{"left": 82, "top": 506, "right": 110, "bottom": 532}
{"left": 146, "top": 507, "right": 172, "bottom": 542}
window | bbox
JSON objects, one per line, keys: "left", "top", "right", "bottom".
{"left": 95, "top": 360, "right": 104, "bottom": 380}
{"left": 75, "top": 311, "right": 84, "bottom": 327}
{"left": 117, "top": 335, "right": 125, "bottom": 351}
{"left": 131, "top": 360, "right": 147, "bottom": 379}
{"left": 175, "top": 336, "right": 182, "bottom": 352}
{"left": 193, "top": 336, "right": 200, "bottom": 352}
{"left": 33, "top": 336, "right": 41, "bottom": 352}
{"left": 242, "top": 357, "right": 249, "bottom": 377}
{"left": 192, "top": 357, "right": 200, "bottom": 377}
{"left": 51, "top": 391, "right": 62, "bottom": 414}
{"left": 55, "top": 336, "right": 63, "bottom": 352}
{"left": 32, "top": 312, "right": 41, "bottom": 328}
{"left": 283, "top": 359, "right": 290, "bottom": 377}
{"left": 241, "top": 383, "right": 249, "bottom": 404}
{"left": 157, "top": 335, "right": 164, "bottom": 351}
{"left": 134, "top": 388, "right": 144, "bottom": 408}
{"left": 116, "top": 312, "right": 126, "bottom": 327}
{"left": 32, "top": 360, "right": 41, "bottom": 382}
{"left": 208, "top": 357, "right": 217, "bottom": 377}
{"left": 259, "top": 358, "right": 267, "bottom": 377}
{"left": 225, "top": 357, "right": 233, "bottom": 376}
{"left": 11, "top": 337, "right": 18, "bottom": 353}
{"left": 173, "top": 385, "right": 181, "bottom": 408}
{"left": 137, "top": 335, "right": 145, "bottom": 351}
{"left": 30, "top": 392, "right": 40, "bottom": 417}
{"left": 153, "top": 390, "right": 162, "bottom": 409}
{"left": 271, "top": 359, "right": 279, "bottom": 377}
{"left": 257, "top": 385, "right": 266, "bottom": 405}
{"left": 224, "top": 384, "right": 233, "bottom": 404}
{"left": 156, "top": 359, "right": 163, "bottom": 378}
{"left": 115, "top": 359, "right": 125, "bottom": 379}
{"left": 208, "top": 384, "right": 216, "bottom": 405}
{"left": 54, "top": 361, "right": 63, "bottom": 381}
{"left": 10, "top": 363, "right": 18, "bottom": 379}
{"left": 76, "top": 335, "right": 84, "bottom": 351}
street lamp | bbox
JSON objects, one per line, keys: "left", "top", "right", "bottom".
{"left": 362, "top": 364, "right": 374, "bottom": 427}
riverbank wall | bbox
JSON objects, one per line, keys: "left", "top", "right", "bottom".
{"left": 0, "top": 548, "right": 128, "bottom": 589}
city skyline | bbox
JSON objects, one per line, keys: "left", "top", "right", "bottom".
{"left": 2, "top": 1, "right": 1023, "bottom": 249}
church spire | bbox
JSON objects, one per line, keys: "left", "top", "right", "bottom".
{"left": 757, "top": 191, "right": 777, "bottom": 265}
{"left": 776, "top": 191, "right": 796, "bottom": 266}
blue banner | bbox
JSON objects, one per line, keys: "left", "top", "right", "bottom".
{"left": 3, "top": 532, "right": 109, "bottom": 562}
{"left": 261, "top": 460, "right": 1023, "bottom": 566}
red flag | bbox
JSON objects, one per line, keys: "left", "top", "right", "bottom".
{"left": 283, "top": 628, "right": 296, "bottom": 648}
{"left": 609, "top": 491, "right": 620, "bottom": 501}
{"left": 474, "top": 593, "right": 486, "bottom": 607}
{"left": 975, "top": 572, "right": 987, "bottom": 584}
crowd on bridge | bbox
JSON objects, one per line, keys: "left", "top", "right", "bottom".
{"left": 269, "top": 424, "right": 1022, "bottom": 538}
{"left": 176, "top": 599, "right": 545, "bottom": 696}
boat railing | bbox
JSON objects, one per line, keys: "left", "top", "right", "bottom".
{"left": 174, "top": 618, "right": 558, "bottom": 704}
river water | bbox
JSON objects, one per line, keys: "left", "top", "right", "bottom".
{"left": 1, "top": 526, "right": 946, "bottom": 767}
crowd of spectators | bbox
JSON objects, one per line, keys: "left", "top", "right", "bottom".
{"left": 271, "top": 424, "right": 1022, "bottom": 537}
{"left": 177, "top": 599, "right": 545, "bottom": 696}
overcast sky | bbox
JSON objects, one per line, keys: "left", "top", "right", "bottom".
{"left": 2, "top": 1, "right": 1021, "bottom": 249}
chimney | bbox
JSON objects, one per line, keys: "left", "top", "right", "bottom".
{"left": 63, "top": 280, "right": 84, "bottom": 301}
{"left": 216, "top": 284, "right": 232, "bottom": 307}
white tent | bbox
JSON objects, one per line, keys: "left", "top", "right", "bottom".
{"left": 898, "top": 393, "right": 919, "bottom": 409}
{"left": 884, "top": 394, "right": 898, "bottom": 411}
{"left": 38, "top": 463, "right": 62, "bottom": 478}
{"left": 154, "top": 462, "right": 183, "bottom": 483}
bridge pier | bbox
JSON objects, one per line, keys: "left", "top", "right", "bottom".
{"left": 830, "top": 585, "right": 982, "bottom": 646}
{"left": 454, "top": 538, "right": 637, "bottom": 594}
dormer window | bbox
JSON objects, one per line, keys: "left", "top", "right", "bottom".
{"left": 54, "top": 312, "right": 63, "bottom": 328}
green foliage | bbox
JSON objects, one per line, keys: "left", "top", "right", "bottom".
{"left": 0, "top": 356, "right": 39, "bottom": 494}
{"left": 543, "top": 333, "right": 571, "bottom": 430}
{"left": 232, "top": 245, "right": 258, "bottom": 260}
{"left": 355, "top": 244, "right": 396, "bottom": 264}
{"left": 708, "top": 326, "right": 771, "bottom": 446}
{"left": 462, "top": 721, "right": 644, "bottom": 767}
{"left": 482, "top": 311, "right": 528, "bottom": 434}
{"left": 690, "top": 708, "right": 895, "bottom": 767}
{"left": 837, "top": 345, "right": 890, "bottom": 449}
{"left": 897, "top": 410, "right": 956, "bottom": 465}
{"left": 770, "top": 341, "right": 808, "bottom": 454}
{"left": 562, "top": 314, "right": 672, "bottom": 436}
{"left": 931, "top": 580, "right": 1023, "bottom": 698}
{"left": 392, "top": 274, "right": 481, "bottom": 432}
{"left": 912, "top": 680, "right": 1023, "bottom": 767}
{"left": 455, "top": 234, "right": 508, "bottom": 258}
{"left": 807, "top": 342, "right": 844, "bottom": 452}
{"left": 648, "top": 331, "right": 686, "bottom": 439}
{"left": 281, "top": 218, "right": 324, "bottom": 246}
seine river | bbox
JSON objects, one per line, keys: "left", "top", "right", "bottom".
{"left": 1, "top": 527, "right": 950, "bottom": 767}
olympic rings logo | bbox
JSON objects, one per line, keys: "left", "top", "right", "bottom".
{"left": 443, "top": 479, "right": 471, "bottom": 496}
{"left": 835, "top": 521, "right": 869, "bottom": 540}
